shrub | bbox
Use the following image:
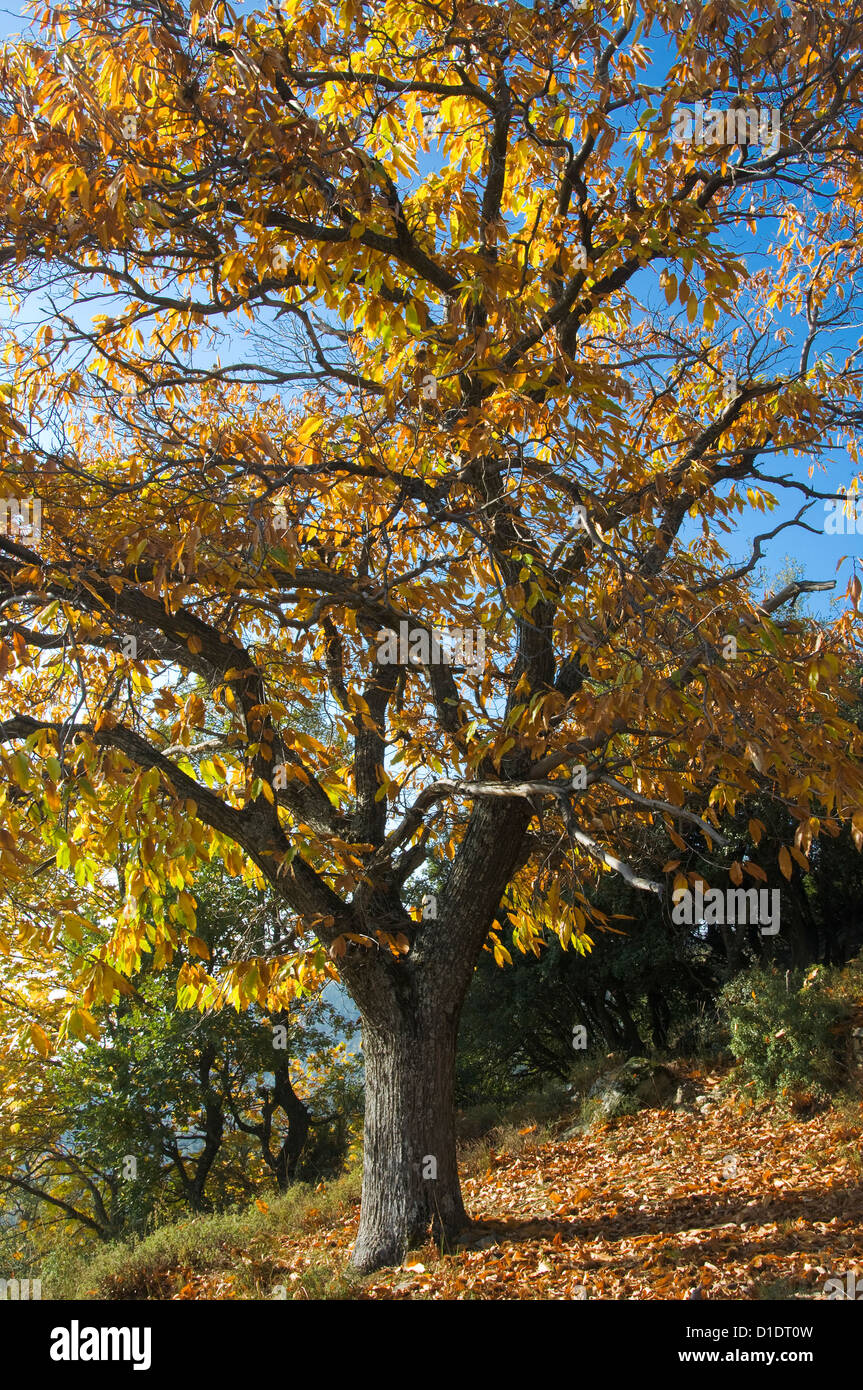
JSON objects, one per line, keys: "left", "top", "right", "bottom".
{"left": 718, "top": 966, "right": 850, "bottom": 1100}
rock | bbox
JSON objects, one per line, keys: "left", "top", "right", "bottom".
{"left": 672, "top": 1082, "right": 697, "bottom": 1108}
{"left": 561, "top": 1120, "right": 592, "bottom": 1140}
{"left": 581, "top": 1057, "right": 679, "bottom": 1122}
{"left": 463, "top": 1233, "right": 498, "bottom": 1251}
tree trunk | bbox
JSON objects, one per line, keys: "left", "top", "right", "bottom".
{"left": 340, "top": 796, "right": 532, "bottom": 1272}
{"left": 590, "top": 989, "right": 623, "bottom": 1049}
{"left": 611, "top": 989, "right": 645, "bottom": 1055}
{"left": 351, "top": 1011, "right": 468, "bottom": 1272}
{"left": 189, "top": 1044, "right": 224, "bottom": 1212}
{"left": 788, "top": 872, "right": 819, "bottom": 967}
{"left": 647, "top": 988, "right": 670, "bottom": 1051}
{"left": 273, "top": 1063, "right": 311, "bottom": 1188}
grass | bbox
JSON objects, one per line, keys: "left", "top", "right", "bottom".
{"left": 44, "top": 1168, "right": 364, "bottom": 1301}
{"left": 753, "top": 1276, "right": 813, "bottom": 1300}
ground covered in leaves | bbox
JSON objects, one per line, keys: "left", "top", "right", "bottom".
{"left": 86, "top": 1070, "right": 863, "bottom": 1301}
{"left": 363, "top": 1081, "right": 863, "bottom": 1301}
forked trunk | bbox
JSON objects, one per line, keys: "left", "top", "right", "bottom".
{"left": 351, "top": 1011, "right": 468, "bottom": 1272}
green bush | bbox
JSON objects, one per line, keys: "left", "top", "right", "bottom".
{"left": 718, "top": 965, "right": 851, "bottom": 1100}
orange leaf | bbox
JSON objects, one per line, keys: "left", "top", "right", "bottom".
{"left": 744, "top": 861, "right": 767, "bottom": 883}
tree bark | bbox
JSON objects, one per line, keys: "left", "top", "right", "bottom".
{"left": 351, "top": 1008, "right": 468, "bottom": 1272}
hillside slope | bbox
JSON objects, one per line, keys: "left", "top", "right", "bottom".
{"left": 56, "top": 1071, "right": 863, "bottom": 1301}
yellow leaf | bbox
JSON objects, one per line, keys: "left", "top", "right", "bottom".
{"left": 30, "top": 1023, "right": 50, "bottom": 1057}
{"left": 492, "top": 936, "right": 512, "bottom": 966}
{"left": 778, "top": 846, "right": 792, "bottom": 881}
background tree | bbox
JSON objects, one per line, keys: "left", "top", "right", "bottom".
{"left": 0, "top": 869, "right": 362, "bottom": 1251}
{"left": 1, "top": 0, "right": 863, "bottom": 1271}
{"left": 459, "top": 652, "right": 863, "bottom": 1106}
